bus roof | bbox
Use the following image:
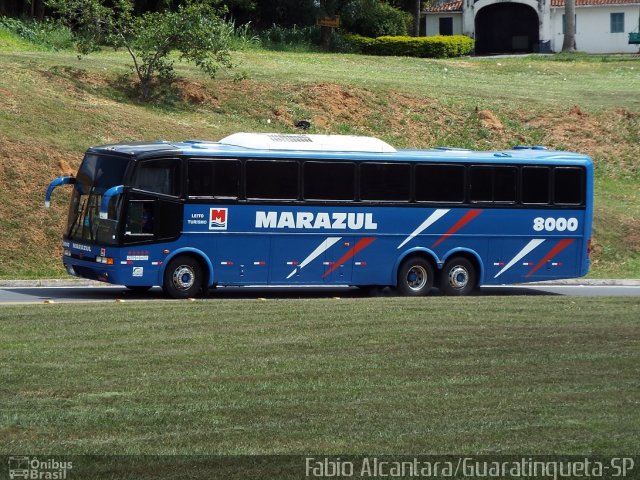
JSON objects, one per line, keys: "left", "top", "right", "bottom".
{"left": 88, "top": 133, "right": 592, "bottom": 166}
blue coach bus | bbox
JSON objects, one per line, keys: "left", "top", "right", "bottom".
{"left": 45, "top": 133, "right": 593, "bottom": 298}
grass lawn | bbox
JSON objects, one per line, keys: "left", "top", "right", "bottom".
{"left": 1, "top": 297, "right": 638, "bottom": 455}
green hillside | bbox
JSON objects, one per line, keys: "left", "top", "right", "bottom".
{"left": 0, "top": 37, "right": 639, "bottom": 279}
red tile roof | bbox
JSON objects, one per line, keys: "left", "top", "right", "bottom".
{"left": 552, "top": 0, "right": 640, "bottom": 5}
{"left": 425, "top": 0, "right": 639, "bottom": 10}
{"left": 426, "top": 0, "right": 463, "bottom": 12}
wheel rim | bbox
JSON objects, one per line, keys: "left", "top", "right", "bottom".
{"left": 406, "top": 265, "right": 428, "bottom": 291}
{"left": 172, "top": 265, "right": 195, "bottom": 291}
{"left": 448, "top": 266, "right": 469, "bottom": 289}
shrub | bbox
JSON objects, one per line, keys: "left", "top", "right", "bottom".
{"left": 258, "top": 24, "right": 321, "bottom": 51}
{"left": 0, "top": 16, "right": 74, "bottom": 50}
{"left": 344, "top": 33, "right": 474, "bottom": 58}
{"left": 227, "top": 20, "right": 260, "bottom": 51}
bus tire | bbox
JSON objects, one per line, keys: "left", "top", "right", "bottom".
{"left": 397, "top": 257, "right": 434, "bottom": 296}
{"left": 440, "top": 256, "right": 477, "bottom": 296}
{"left": 163, "top": 255, "right": 203, "bottom": 299}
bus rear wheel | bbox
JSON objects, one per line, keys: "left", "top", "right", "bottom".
{"left": 397, "top": 257, "right": 434, "bottom": 296}
{"left": 163, "top": 256, "right": 203, "bottom": 299}
{"left": 440, "top": 257, "right": 477, "bottom": 296}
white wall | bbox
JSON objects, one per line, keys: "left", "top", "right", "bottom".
{"left": 550, "top": 4, "right": 640, "bottom": 53}
{"left": 425, "top": 13, "right": 464, "bottom": 36}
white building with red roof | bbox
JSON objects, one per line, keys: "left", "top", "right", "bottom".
{"left": 423, "top": 0, "right": 640, "bottom": 53}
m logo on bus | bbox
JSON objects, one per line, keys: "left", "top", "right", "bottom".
{"left": 209, "top": 208, "right": 228, "bottom": 230}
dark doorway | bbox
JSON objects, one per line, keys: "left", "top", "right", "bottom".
{"left": 475, "top": 3, "right": 539, "bottom": 54}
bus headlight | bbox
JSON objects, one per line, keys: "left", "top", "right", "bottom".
{"left": 96, "top": 257, "right": 114, "bottom": 265}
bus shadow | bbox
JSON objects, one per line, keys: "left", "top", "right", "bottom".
{"left": 202, "top": 285, "right": 558, "bottom": 299}
{"left": 2, "top": 285, "right": 558, "bottom": 303}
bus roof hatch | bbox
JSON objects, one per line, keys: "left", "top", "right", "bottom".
{"left": 218, "top": 132, "right": 397, "bottom": 153}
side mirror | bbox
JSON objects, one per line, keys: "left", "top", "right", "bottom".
{"left": 99, "top": 185, "right": 125, "bottom": 220}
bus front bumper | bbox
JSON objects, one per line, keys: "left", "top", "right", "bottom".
{"left": 63, "top": 257, "right": 160, "bottom": 287}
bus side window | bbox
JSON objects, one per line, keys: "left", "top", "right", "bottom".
{"left": 522, "top": 166, "right": 550, "bottom": 205}
{"left": 125, "top": 200, "right": 155, "bottom": 237}
{"left": 212, "top": 160, "right": 241, "bottom": 198}
{"left": 494, "top": 166, "right": 517, "bottom": 202}
{"left": 554, "top": 167, "right": 584, "bottom": 205}
{"left": 469, "top": 167, "right": 493, "bottom": 202}
{"left": 360, "top": 162, "right": 410, "bottom": 201}
{"left": 188, "top": 159, "right": 241, "bottom": 199}
{"left": 470, "top": 166, "right": 516, "bottom": 203}
{"left": 133, "top": 158, "right": 181, "bottom": 196}
{"left": 303, "top": 162, "right": 355, "bottom": 201}
{"left": 246, "top": 160, "right": 298, "bottom": 200}
{"left": 415, "top": 164, "right": 465, "bottom": 202}
{"left": 188, "top": 161, "right": 213, "bottom": 197}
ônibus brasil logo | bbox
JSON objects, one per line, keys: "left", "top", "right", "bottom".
{"left": 209, "top": 208, "right": 228, "bottom": 230}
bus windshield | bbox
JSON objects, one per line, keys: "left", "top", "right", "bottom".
{"left": 67, "top": 154, "right": 130, "bottom": 245}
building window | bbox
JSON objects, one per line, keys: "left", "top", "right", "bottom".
{"left": 562, "top": 14, "right": 577, "bottom": 34}
{"left": 439, "top": 17, "right": 453, "bottom": 36}
{"left": 610, "top": 13, "right": 624, "bottom": 33}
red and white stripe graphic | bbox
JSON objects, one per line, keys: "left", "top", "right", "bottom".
{"left": 494, "top": 239, "right": 546, "bottom": 278}
{"left": 431, "top": 209, "right": 482, "bottom": 248}
{"left": 322, "top": 237, "right": 376, "bottom": 278}
{"left": 397, "top": 209, "right": 449, "bottom": 249}
{"left": 525, "top": 239, "right": 573, "bottom": 278}
{"left": 286, "top": 237, "right": 342, "bottom": 279}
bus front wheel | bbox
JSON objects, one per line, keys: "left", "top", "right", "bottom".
{"left": 397, "top": 257, "right": 434, "bottom": 296}
{"left": 440, "top": 257, "right": 477, "bottom": 296}
{"left": 163, "top": 256, "right": 203, "bottom": 299}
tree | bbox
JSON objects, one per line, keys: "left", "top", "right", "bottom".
{"left": 561, "top": 0, "right": 576, "bottom": 52}
{"left": 340, "top": 0, "right": 411, "bottom": 38}
{"left": 47, "top": 0, "right": 234, "bottom": 101}
{"left": 413, "top": 0, "right": 421, "bottom": 36}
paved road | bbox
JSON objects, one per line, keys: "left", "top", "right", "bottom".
{"left": 0, "top": 282, "right": 639, "bottom": 304}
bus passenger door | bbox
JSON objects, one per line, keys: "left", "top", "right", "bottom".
{"left": 121, "top": 191, "right": 183, "bottom": 286}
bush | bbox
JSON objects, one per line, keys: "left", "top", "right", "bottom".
{"left": 0, "top": 16, "right": 74, "bottom": 50}
{"left": 344, "top": 33, "right": 474, "bottom": 58}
